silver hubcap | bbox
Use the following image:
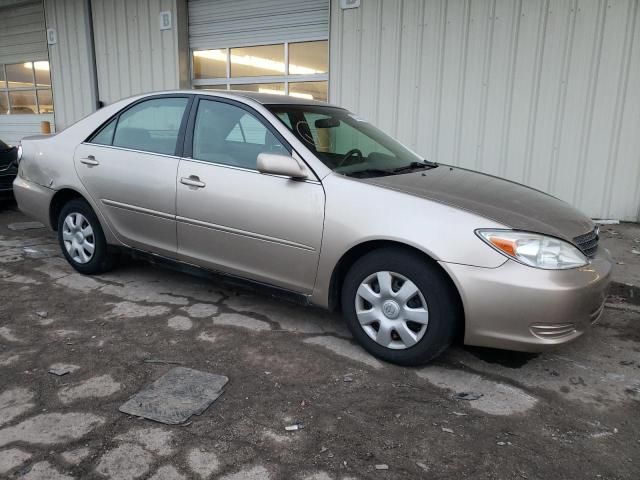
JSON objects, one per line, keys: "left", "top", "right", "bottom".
{"left": 355, "top": 271, "right": 429, "bottom": 350}
{"left": 62, "top": 212, "right": 95, "bottom": 264}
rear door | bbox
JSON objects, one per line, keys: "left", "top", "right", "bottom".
{"left": 176, "top": 97, "right": 325, "bottom": 293}
{"left": 74, "top": 95, "right": 191, "bottom": 257}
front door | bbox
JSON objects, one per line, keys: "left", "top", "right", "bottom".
{"left": 176, "top": 97, "right": 325, "bottom": 293}
{"left": 74, "top": 96, "right": 191, "bottom": 257}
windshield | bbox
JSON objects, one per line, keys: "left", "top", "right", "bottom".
{"left": 266, "top": 105, "right": 436, "bottom": 177}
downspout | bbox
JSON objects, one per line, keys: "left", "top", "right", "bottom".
{"left": 85, "top": 0, "right": 101, "bottom": 109}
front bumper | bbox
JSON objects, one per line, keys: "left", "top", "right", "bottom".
{"left": 440, "top": 248, "right": 613, "bottom": 352}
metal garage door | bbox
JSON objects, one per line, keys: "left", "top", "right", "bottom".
{"left": 188, "top": 0, "right": 329, "bottom": 49}
{"left": 0, "top": 0, "right": 55, "bottom": 145}
{"left": 0, "top": 0, "right": 48, "bottom": 64}
{"left": 188, "top": 0, "right": 330, "bottom": 102}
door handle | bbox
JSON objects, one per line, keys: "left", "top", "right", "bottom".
{"left": 80, "top": 155, "right": 99, "bottom": 166}
{"left": 180, "top": 176, "right": 206, "bottom": 188}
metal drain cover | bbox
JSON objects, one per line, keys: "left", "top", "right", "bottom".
{"left": 119, "top": 367, "right": 228, "bottom": 424}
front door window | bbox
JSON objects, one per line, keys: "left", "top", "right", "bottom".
{"left": 192, "top": 99, "right": 288, "bottom": 169}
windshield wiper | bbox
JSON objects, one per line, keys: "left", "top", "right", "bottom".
{"left": 391, "top": 161, "right": 438, "bottom": 174}
{"left": 343, "top": 168, "right": 393, "bottom": 178}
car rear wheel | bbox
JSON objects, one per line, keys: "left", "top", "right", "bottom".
{"left": 57, "top": 198, "right": 117, "bottom": 274}
{"left": 341, "top": 248, "right": 461, "bottom": 366}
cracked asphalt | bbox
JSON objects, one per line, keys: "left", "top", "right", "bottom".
{"left": 0, "top": 201, "right": 639, "bottom": 479}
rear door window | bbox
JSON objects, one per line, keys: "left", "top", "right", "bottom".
{"left": 111, "top": 97, "right": 189, "bottom": 155}
{"left": 91, "top": 117, "right": 116, "bottom": 145}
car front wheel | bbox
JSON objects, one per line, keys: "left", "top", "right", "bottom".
{"left": 341, "top": 248, "right": 461, "bottom": 366}
{"left": 57, "top": 198, "right": 117, "bottom": 274}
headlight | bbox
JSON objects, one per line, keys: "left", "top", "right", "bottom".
{"left": 16, "top": 144, "right": 23, "bottom": 165}
{"left": 476, "top": 229, "right": 588, "bottom": 270}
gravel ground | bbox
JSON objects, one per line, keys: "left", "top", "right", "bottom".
{"left": 0, "top": 202, "right": 639, "bottom": 480}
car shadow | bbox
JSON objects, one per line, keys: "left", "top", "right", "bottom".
{"left": 0, "top": 196, "right": 17, "bottom": 212}
{"left": 461, "top": 345, "right": 539, "bottom": 369}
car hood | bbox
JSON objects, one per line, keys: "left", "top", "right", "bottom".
{"left": 360, "top": 166, "right": 595, "bottom": 242}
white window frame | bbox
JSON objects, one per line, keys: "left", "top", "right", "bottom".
{"left": 0, "top": 61, "right": 53, "bottom": 115}
{"left": 190, "top": 39, "right": 329, "bottom": 96}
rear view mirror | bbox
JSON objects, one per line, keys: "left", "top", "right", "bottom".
{"left": 315, "top": 117, "right": 340, "bottom": 128}
{"left": 257, "top": 153, "right": 308, "bottom": 179}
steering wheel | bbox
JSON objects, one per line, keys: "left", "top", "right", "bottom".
{"left": 336, "top": 148, "right": 363, "bottom": 169}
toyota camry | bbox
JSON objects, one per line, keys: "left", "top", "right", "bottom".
{"left": 12, "top": 91, "right": 612, "bottom": 365}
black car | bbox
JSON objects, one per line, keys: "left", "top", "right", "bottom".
{"left": 0, "top": 139, "right": 18, "bottom": 199}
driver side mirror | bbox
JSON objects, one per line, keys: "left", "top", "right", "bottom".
{"left": 257, "top": 153, "right": 308, "bottom": 179}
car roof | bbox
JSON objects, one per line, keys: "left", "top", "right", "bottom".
{"left": 158, "top": 89, "right": 343, "bottom": 108}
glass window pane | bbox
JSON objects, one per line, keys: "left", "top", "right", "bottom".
{"left": 225, "top": 114, "right": 268, "bottom": 145}
{"left": 289, "top": 81, "right": 328, "bottom": 102}
{"left": 113, "top": 97, "right": 189, "bottom": 155}
{"left": 225, "top": 124, "right": 243, "bottom": 142}
{"left": 230, "top": 83, "right": 285, "bottom": 95}
{"left": 192, "top": 99, "right": 288, "bottom": 168}
{"left": 194, "top": 84, "right": 227, "bottom": 90}
{"left": 37, "top": 89, "right": 53, "bottom": 113}
{"left": 299, "top": 112, "right": 392, "bottom": 157}
{"left": 267, "top": 105, "right": 424, "bottom": 175}
{"left": 193, "top": 50, "right": 227, "bottom": 79}
{"left": 275, "top": 112, "right": 292, "bottom": 129}
{"left": 91, "top": 118, "right": 117, "bottom": 145}
{"left": 288, "top": 41, "right": 328, "bottom": 75}
{"left": 0, "top": 92, "right": 8, "bottom": 115}
{"left": 230, "top": 44, "right": 284, "bottom": 77}
{"left": 34, "top": 61, "right": 51, "bottom": 86}
{"left": 9, "top": 90, "right": 37, "bottom": 114}
{"left": 6, "top": 63, "right": 35, "bottom": 88}
{"left": 0, "top": 65, "right": 6, "bottom": 88}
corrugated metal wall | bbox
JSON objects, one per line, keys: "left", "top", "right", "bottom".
{"left": 0, "top": 0, "right": 54, "bottom": 145}
{"left": 44, "top": 0, "right": 97, "bottom": 130}
{"left": 188, "top": 0, "right": 330, "bottom": 49}
{"left": 330, "top": 0, "right": 640, "bottom": 221}
{"left": 90, "top": 0, "right": 184, "bottom": 104}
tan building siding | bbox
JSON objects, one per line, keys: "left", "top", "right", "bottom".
{"left": 90, "top": 0, "right": 185, "bottom": 104}
{"left": 45, "top": 0, "right": 97, "bottom": 130}
{"left": 330, "top": 0, "right": 640, "bottom": 220}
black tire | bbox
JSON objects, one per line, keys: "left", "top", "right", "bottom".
{"left": 57, "top": 198, "right": 118, "bottom": 274}
{"left": 341, "top": 247, "right": 461, "bottom": 366}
